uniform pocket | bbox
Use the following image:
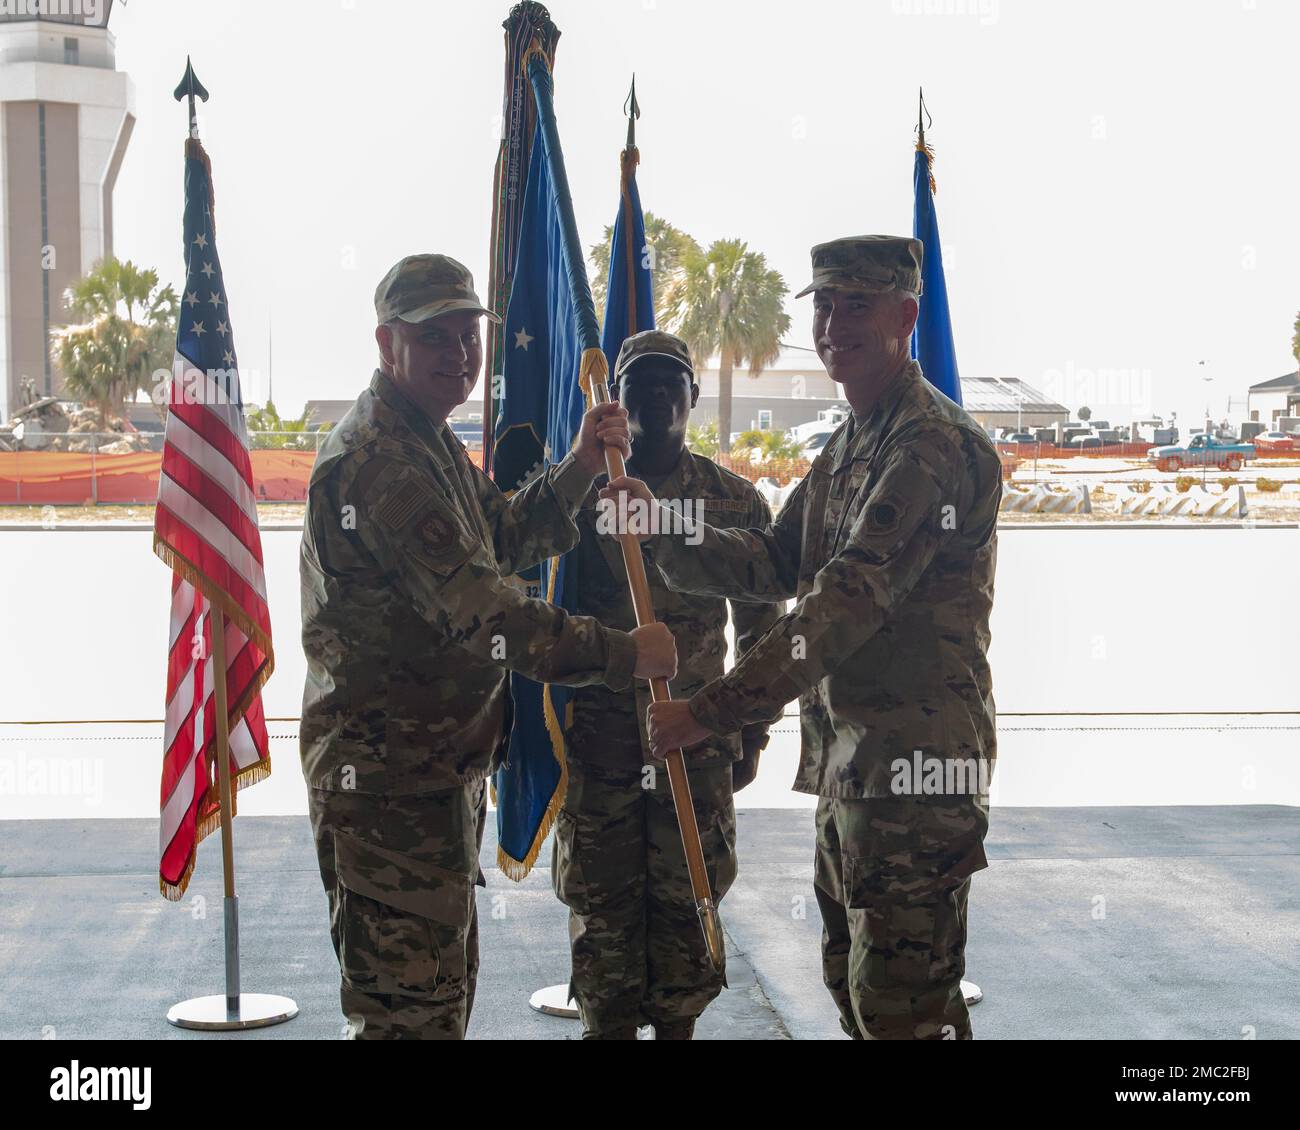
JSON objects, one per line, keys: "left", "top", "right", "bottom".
{"left": 848, "top": 893, "right": 944, "bottom": 993}
{"left": 702, "top": 806, "right": 738, "bottom": 903}
{"left": 551, "top": 808, "right": 591, "bottom": 917}
{"left": 839, "top": 797, "right": 988, "bottom": 909}
{"left": 333, "top": 828, "right": 474, "bottom": 1003}
{"left": 840, "top": 814, "right": 959, "bottom": 994}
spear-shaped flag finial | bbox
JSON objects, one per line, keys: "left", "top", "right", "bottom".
{"left": 173, "top": 56, "right": 210, "bottom": 139}
{"left": 624, "top": 74, "right": 640, "bottom": 151}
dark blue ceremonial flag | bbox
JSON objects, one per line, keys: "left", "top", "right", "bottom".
{"left": 600, "top": 151, "right": 655, "bottom": 377}
{"left": 912, "top": 146, "right": 963, "bottom": 405}
{"left": 490, "top": 137, "right": 586, "bottom": 877}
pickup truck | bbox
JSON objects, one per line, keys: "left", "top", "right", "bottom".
{"left": 1148, "top": 434, "right": 1254, "bottom": 472}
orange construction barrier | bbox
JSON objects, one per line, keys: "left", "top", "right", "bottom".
{"left": 0, "top": 450, "right": 160, "bottom": 505}
{"left": 0, "top": 449, "right": 325, "bottom": 505}
{"left": 247, "top": 450, "right": 316, "bottom": 502}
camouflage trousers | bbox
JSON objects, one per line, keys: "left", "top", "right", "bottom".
{"left": 813, "top": 795, "right": 988, "bottom": 1040}
{"left": 307, "top": 781, "right": 486, "bottom": 1040}
{"left": 552, "top": 758, "right": 737, "bottom": 1039}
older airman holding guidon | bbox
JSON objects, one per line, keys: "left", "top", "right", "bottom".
{"left": 299, "top": 253, "right": 677, "bottom": 1040}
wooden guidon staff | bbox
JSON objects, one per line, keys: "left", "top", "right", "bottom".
{"left": 582, "top": 351, "right": 724, "bottom": 969}
{"left": 522, "top": 45, "right": 724, "bottom": 969}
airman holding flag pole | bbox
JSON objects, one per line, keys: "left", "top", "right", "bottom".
{"left": 559, "top": 329, "right": 781, "bottom": 1039}
{"left": 298, "top": 254, "right": 676, "bottom": 1040}
{"left": 543, "top": 77, "right": 780, "bottom": 1039}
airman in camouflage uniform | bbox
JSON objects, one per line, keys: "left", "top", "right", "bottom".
{"left": 626, "top": 237, "right": 1001, "bottom": 1040}
{"left": 555, "top": 331, "right": 782, "bottom": 1039}
{"left": 300, "top": 254, "right": 677, "bottom": 1040}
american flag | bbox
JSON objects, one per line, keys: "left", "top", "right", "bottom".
{"left": 152, "top": 138, "right": 273, "bottom": 900}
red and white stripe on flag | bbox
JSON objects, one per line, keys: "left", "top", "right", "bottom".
{"left": 154, "top": 350, "right": 273, "bottom": 900}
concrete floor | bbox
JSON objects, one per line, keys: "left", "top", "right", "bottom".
{"left": 1, "top": 806, "right": 1297, "bottom": 1040}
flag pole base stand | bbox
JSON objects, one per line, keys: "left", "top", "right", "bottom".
{"left": 528, "top": 983, "right": 578, "bottom": 1019}
{"left": 962, "top": 980, "right": 983, "bottom": 1006}
{"left": 167, "top": 993, "right": 298, "bottom": 1031}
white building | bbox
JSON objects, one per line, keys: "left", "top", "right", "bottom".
{"left": 0, "top": 1, "right": 134, "bottom": 421}
{"left": 694, "top": 344, "right": 839, "bottom": 433}
{"left": 692, "top": 343, "right": 1068, "bottom": 436}
{"left": 302, "top": 343, "right": 1068, "bottom": 443}
{"left": 1247, "top": 371, "right": 1300, "bottom": 428}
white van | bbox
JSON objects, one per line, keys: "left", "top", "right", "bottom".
{"left": 787, "top": 406, "right": 850, "bottom": 456}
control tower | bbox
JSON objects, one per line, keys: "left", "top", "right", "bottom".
{"left": 0, "top": 0, "right": 134, "bottom": 420}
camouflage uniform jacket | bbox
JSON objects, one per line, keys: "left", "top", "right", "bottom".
{"left": 300, "top": 370, "right": 638, "bottom": 796}
{"left": 568, "top": 448, "right": 783, "bottom": 769}
{"left": 649, "top": 362, "right": 1001, "bottom": 799}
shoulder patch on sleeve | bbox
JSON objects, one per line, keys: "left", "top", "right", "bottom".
{"left": 417, "top": 511, "right": 454, "bottom": 552}
{"left": 867, "top": 499, "right": 901, "bottom": 534}
{"left": 377, "top": 479, "right": 427, "bottom": 529}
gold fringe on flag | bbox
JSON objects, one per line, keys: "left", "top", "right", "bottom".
{"left": 161, "top": 757, "right": 272, "bottom": 901}
{"left": 916, "top": 136, "right": 937, "bottom": 195}
{"left": 577, "top": 346, "right": 608, "bottom": 401}
{"left": 152, "top": 535, "right": 275, "bottom": 681}
{"left": 520, "top": 37, "right": 551, "bottom": 79}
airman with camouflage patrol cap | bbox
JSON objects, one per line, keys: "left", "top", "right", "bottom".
{"left": 793, "top": 233, "right": 925, "bottom": 299}
{"left": 373, "top": 253, "right": 506, "bottom": 324}
{"left": 607, "top": 235, "right": 1001, "bottom": 1040}
{"left": 555, "top": 329, "right": 783, "bottom": 1039}
{"left": 300, "top": 253, "right": 678, "bottom": 1040}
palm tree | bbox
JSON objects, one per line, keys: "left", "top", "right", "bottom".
{"left": 52, "top": 257, "right": 178, "bottom": 426}
{"left": 663, "top": 239, "right": 790, "bottom": 453}
{"left": 734, "top": 427, "right": 804, "bottom": 463}
{"left": 244, "top": 401, "right": 324, "bottom": 450}
{"left": 589, "top": 212, "right": 701, "bottom": 330}
{"left": 52, "top": 319, "right": 136, "bottom": 428}
{"left": 686, "top": 420, "right": 719, "bottom": 459}
{"left": 758, "top": 430, "right": 805, "bottom": 461}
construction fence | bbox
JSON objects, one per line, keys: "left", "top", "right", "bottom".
{"left": 3, "top": 434, "right": 1152, "bottom": 506}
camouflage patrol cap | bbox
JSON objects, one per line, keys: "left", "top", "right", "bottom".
{"left": 374, "top": 254, "right": 501, "bottom": 325}
{"left": 794, "top": 235, "right": 924, "bottom": 299}
{"left": 613, "top": 329, "right": 695, "bottom": 382}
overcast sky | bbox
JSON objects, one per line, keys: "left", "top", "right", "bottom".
{"left": 110, "top": 0, "right": 1298, "bottom": 428}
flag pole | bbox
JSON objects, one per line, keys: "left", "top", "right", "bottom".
{"left": 484, "top": 3, "right": 561, "bottom": 467}
{"left": 914, "top": 88, "right": 980, "bottom": 1008}
{"left": 618, "top": 76, "right": 641, "bottom": 317}
{"left": 166, "top": 614, "right": 296, "bottom": 1030}
{"left": 523, "top": 45, "right": 724, "bottom": 970}
{"left": 163, "top": 60, "right": 296, "bottom": 1030}
{"left": 212, "top": 611, "right": 240, "bottom": 1016}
